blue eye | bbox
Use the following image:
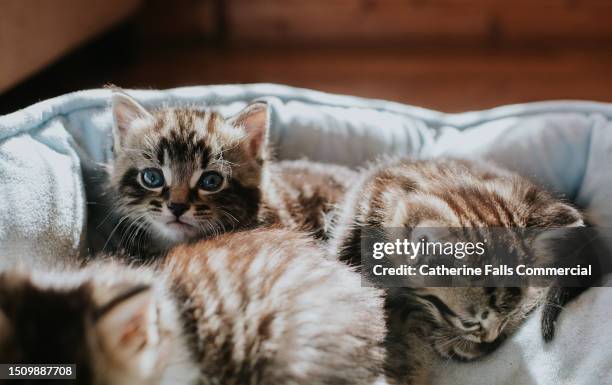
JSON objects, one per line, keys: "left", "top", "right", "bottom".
{"left": 198, "top": 171, "right": 224, "bottom": 192}
{"left": 141, "top": 168, "right": 165, "bottom": 188}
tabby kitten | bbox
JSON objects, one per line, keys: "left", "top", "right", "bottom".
{"left": 0, "top": 229, "right": 386, "bottom": 385}
{"left": 103, "top": 92, "right": 355, "bottom": 257}
{"left": 328, "top": 158, "right": 584, "bottom": 384}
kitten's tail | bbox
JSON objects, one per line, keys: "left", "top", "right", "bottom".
{"left": 541, "top": 227, "right": 610, "bottom": 342}
{"left": 541, "top": 286, "right": 588, "bottom": 342}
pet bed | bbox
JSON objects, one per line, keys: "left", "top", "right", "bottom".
{"left": 0, "top": 84, "right": 610, "bottom": 384}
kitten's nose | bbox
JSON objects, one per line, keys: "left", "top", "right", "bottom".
{"left": 168, "top": 202, "right": 189, "bottom": 217}
{"left": 481, "top": 330, "right": 498, "bottom": 343}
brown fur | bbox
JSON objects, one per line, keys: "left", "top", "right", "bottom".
{"left": 164, "top": 229, "right": 386, "bottom": 385}
{"left": 330, "top": 158, "right": 582, "bottom": 266}
{"left": 0, "top": 229, "right": 387, "bottom": 385}
{"left": 262, "top": 159, "right": 358, "bottom": 240}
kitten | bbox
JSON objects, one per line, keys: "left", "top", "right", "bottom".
{"left": 98, "top": 92, "right": 355, "bottom": 257}
{"left": 328, "top": 158, "right": 585, "bottom": 384}
{"left": 0, "top": 229, "right": 386, "bottom": 385}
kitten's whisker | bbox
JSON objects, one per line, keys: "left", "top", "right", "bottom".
{"left": 103, "top": 214, "right": 132, "bottom": 252}
{"left": 539, "top": 301, "right": 568, "bottom": 311}
{"left": 132, "top": 218, "right": 151, "bottom": 254}
{"left": 96, "top": 209, "right": 115, "bottom": 229}
{"left": 119, "top": 213, "right": 149, "bottom": 254}
{"left": 435, "top": 335, "right": 464, "bottom": 350}
{"left": 135, "top": 221, "right": 153, "bottom": 257}
{"left": 218, "top": 209, "right": 239, "bottom": 226}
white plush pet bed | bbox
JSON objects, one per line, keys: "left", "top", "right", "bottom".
{"left": 0, "top": 84, "right": 610, "bottom": 384}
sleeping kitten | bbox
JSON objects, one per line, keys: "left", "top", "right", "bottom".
{"left": 98, "top": 92, "right": 355, "bottom": 257}
{"left": 328, "top": 158, "right": 585, "bottom": 384}
{"left": 0, "top": 229, "right": 386, "bottom": 385}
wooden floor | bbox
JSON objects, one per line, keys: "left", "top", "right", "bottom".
{"left": 2, "top": 30, "right": 612, "bottom": 114}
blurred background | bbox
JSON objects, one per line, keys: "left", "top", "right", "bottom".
{"left": 1, "top": 0, "right": 612, "bottom": 114}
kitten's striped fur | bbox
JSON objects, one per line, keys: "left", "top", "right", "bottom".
{"left": 330, "top": 158, "right": 583, "bottom": 266}
{"left": 262, "top": 159, "right": 358, "bottom": 240}
{"left": 328, "top": 158, "right": 584, "bottom": 385}
{"left": 104, "top": 92, "right": 354, "bottom": 257}
{"left": 0, "top": 229, "right": 386, "bottom": 385}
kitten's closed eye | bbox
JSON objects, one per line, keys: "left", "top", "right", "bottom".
{"left": 460, "top": 320, "right": 480, "bottom": 330}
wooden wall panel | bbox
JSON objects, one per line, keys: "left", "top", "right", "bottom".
{"left": 131, "top": 0, "right": 218, "bottom": 41}
{"left": 0, "top": 0, "right": 142, "bottom": 93}
{"left": 225, "top": 0, "right": 612, "bottom": 46}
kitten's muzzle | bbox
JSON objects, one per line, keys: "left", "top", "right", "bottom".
{"left": 473, "top": 318, "right": 505, "bottom": 343}
{"left": 479, "top": 329, "right": 499, "bottom": 343}
{"left": 168, "top": 202, "right": 190, "bottom": 217}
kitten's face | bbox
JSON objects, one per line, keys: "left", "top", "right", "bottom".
{"left": 0, "top": 267, "right": 196, "bottom": 385}
{"left": 110, "top": 93, "right": 268, "bottom": 249}
{"left": 411, "top": 286, "right": 539, "bottom": 361}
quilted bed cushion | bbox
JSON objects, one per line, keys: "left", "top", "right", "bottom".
{"left": 0, "top": 84, "right": 610, "bottom": 384}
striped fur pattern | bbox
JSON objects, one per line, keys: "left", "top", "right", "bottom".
{"left": 328, "top": 158, "right": 584, "bottom": 384}
{"left": 0, "top": 229, "right": 387, "bottom": 385}
{"left": 262, "top": 159, "right": 358, "bottom": 240}
{"left": 106, "top": 92, "right": 355, "bottom": 257}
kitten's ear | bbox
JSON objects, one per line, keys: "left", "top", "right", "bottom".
{"left": 531, "top": 202, "right": 584, "bottom": 228}
{"left": 532, "top": 202, "right": 584, "bottom": 266}
{"left": 95, "top": 286, "right": 159, "bottom": 374}
{"left": 111, "top": 92, "right": 154, "bottom": 148}
{"left": 230, "top": 102, "right": 269, "bottom": 160}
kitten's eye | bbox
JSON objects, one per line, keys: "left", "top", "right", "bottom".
{"left": 461, "top": 320, "right": 480, "bottom": 329}
{"left": 141, "top": 168, "right": 165, "bottom": 188}
{"left": 198, "top": 171, "right": 224, "bottom": 192}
